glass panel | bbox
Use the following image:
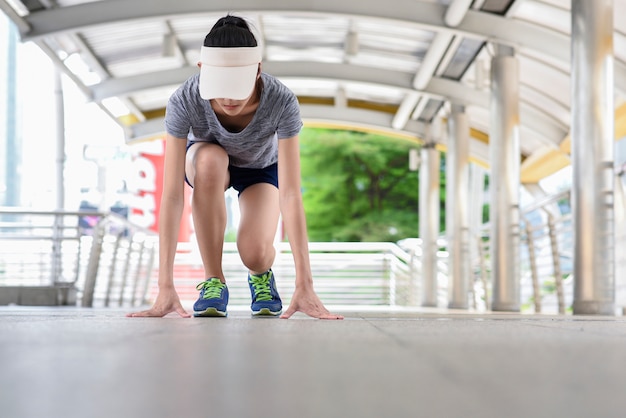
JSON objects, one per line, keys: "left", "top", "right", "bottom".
{"left": 440, "top": 38, "right": 485, "bottom": 80}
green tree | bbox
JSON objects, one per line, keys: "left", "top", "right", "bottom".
{"left": 299, "top": 128, "right": 420, "bottom": 242}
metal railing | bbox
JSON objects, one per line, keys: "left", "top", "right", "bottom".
{"left": 162, "top": 241, "right": 425, "bottom": 307}
{"left": 0, "top": 208, "right": 157, "bottom": 307}
{"left": 518, "top": 191, "right": 574, "bottom": 313}
{"left": 466, "top": 192, "right": 575, "bottom": 314}
{"left": 468, "top": 189, "right": 613, "bottom": 314}
{"left": 3, "top": 178, "right": 624, "bottom": 312}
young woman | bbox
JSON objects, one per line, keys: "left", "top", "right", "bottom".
{"left": 127, "top": 14, "right": 342, "bottom": 320}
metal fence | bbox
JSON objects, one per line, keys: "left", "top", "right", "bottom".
{"left": 470, "top": 179, "right": 625, "bottom": 314}
{"left": 159, "top": 241, "right": 425, "bottom": 307}
{"left": 2, "top": 177, "right": 624, "bottom": 312}
{"left": 0, "top": 208, "right": 157, "bottom": 307}
{"left": 467, "top": 192, "right": 574, "bottom": 314}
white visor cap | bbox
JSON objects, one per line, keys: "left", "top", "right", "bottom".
{"left": 199, "top": 46, "right": 262, "bottom": 100}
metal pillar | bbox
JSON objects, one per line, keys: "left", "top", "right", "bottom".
{"left": 446, "top": 105, "right": 470, "bottom": 309}
{"left": 51, "top": 69, "right": 66, "bottom": 285}
{"left": 54, "top": 69, "right": 66, "bottom": 211}
{"left": 571, "top": 0, "right": 615, "bottom": 315}
{"left": 489, "top": 45, "right": 521, "bottom": 312}
{"left": 468, "top": 164, "right": 487, "bottom": 309}
{"left": 3, "top": 18, "right": 20, "bottom": 208}
{"left": 420, "top": 142, "right": 440, "bottom": 307}
{"left": 615, "top": 173, "right": 626, "bottom": 312}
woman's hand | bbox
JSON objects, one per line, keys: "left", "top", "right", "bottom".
{"left": 126, "top": 286, "right": 191, "bottom": 318}
{"left": 280, "top": 285, "right": 344, "bottom": 320}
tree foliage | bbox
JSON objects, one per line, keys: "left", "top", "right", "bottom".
{"left": 299, "top": 128, "right": 420, "bottom": 242}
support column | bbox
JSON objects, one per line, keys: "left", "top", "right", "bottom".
{"left": 51, "top": 68, "right": 66, "bottom": 286}
{"left": 615, "top": 173, "right": 626, "bottom": 312}
{"left": 489, "top": 45, "right": 521, "bottom": 312}
{"left": 571, "top": 0, "right": 615, "bottom": 315}
{"left": 54, "top": 69, "right": 66, "bottom": 211}
{"left": 446, "top": 105, "right": 470, "bottom": 309}
{"left": 3, "top": 18, "right": 20, "bottom": 208}
{"left": 420, "top": 142, "right": 440, "bottom": 307}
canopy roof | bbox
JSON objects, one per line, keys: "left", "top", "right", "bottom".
{"left": 2, "top": 0, "right": 625, "bottom": 182}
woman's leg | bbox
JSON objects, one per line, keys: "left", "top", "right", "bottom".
{"left": 237, "top": 183, "right": 280, "bottom": 274}
{"left": 186, "top": 143, "right": 230, "bottom": 282}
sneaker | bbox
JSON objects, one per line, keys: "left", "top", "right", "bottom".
{"left": 193, "top": 278, "right": 228, "bottom": 317}
{"left": 248, "top": 269, "right": 282, "bottom": 316}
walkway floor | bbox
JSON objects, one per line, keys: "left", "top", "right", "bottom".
{"left": 1, "top": 305, "right": 625, "bottom": 418}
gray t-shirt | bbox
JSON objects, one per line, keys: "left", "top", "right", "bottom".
{"left": 164, "top": 72, "right": 303, "bottom": 169}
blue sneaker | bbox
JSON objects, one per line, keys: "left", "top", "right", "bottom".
{"left": 193, "top": 278, "right": 228, "bottom": 317}
{"left": 248, "top": 270, "right": 282, "bottom": 316}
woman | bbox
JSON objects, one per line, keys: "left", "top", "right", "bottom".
{"left": 128, "top": 14, "right": 342, "bottom": 320}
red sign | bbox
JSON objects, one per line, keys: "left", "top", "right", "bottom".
{"left": 129, "top": 139, "right": 192, "bottom": 242}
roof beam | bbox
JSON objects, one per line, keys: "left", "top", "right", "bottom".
{"left": 126, "top": 103, "right": 491, "bottom": 164}
{"left": 15, "top": 0, "right": 626, "bottom": 93}
{"left": 90, "top": 60, "right": 565, "bottom": 147}
{"left": 392, "top": 92, "right": 421, "bottom": 130}
{"left": 91, "top": 62, "right": 445, "bottom": 103}
{"left": 15, "top": 0, "right": 571, "bottom": 64}
{"left": 445, "top": 0, "right": 474, "bottom": 27}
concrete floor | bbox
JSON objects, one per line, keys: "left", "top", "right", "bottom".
{"left": 1, "top": 306, "right": 625, "bottom": 418}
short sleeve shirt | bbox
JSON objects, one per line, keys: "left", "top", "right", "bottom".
{"left": 164, "top": 72, "right": 302, "bottom": 169}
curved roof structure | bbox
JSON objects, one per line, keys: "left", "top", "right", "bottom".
{"left": 2, "top": 0, "right": 625, "bottom": 183}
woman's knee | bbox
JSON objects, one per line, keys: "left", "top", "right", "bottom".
{"left": 189, "top": 144, "right": 229, "bottom": 187}
{"left": 238, "top": 241, "right": 275, "bottom": 272}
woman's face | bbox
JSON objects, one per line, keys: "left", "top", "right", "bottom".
{"left": 199, "top": 62, "right": 261, "bottom": 117}
{"left": 212, "top": 94, "right": 254, "bottom": 116}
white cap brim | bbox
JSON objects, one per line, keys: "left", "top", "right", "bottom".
{"left": 199, "top": 46, "right": 262, "bottom": 100}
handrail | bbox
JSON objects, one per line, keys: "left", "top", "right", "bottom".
{"left": 0, "top": 207, "right": 157, "bottom": 307}
{"left": 2, "top": 182, "right": 621, "bottom": 312}
{"left": 167, "top": 241, "right": 427, "bottom": 307}
{"left": 521, "top": 190, "right": 570, "bottom": 215}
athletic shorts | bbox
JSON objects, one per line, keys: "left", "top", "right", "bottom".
{"left": 185, "top": 142, "right": 278, "bottom": 195}
{"left": 228, "top": 163, "right": 278, "bottom": 195}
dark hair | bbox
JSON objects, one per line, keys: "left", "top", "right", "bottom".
{"left": 204, "top": 14, "right": 263, "bottom": 97}
{"left": 204, "top": 15, "right": 257, "bottom": 48}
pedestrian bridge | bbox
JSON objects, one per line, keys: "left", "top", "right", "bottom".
{"left": 1, "top": 1, "right": 626, "bottom": 416}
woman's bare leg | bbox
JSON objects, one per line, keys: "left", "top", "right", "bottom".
{"left": 186, "top": 143, "right": 230, "bottom": 282}
{"left": 237, "top": 183, "right": 280, "bottom": 274}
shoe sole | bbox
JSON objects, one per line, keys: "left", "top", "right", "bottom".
{"left": 252, "top": 308, "right": 282, "bottom": 316}
{"left": 193, "top": 307, "right": 227, "bottom": 317}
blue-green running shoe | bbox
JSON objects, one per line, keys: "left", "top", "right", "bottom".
{"left": 193, "top": 278, "right": 228, "bottom": 317}
{"left": 248, "top": 269, "right": 282, "bottom": 316}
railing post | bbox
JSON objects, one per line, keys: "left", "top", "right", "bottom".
{"left": 118, "top": 237, "right": 135, "bottom": 307}
{"left": 477, "top": 234, "right": 490, "bottom": 310}
{"left": 82, "top": 218, "right": 106, "bottom": 307}
{"left": 547, "top": 214, "right": 565, "bottom": 314}
{"left": 384, "top": 254, "right": 395, "bottom": 306}
{"left": 525, "top": 221, "right": 541, "bottom": 313}
{"left": 130, "top": 237, "right": 147, "bottom": 306}
{"left": 50, "top": 213, "right": 63, "bottom": 285}
{"left": 139, "top": 242, "right": 157, "bottom": 306}
{"left": 104, "top": 232, "right": 124, "bottom": 307}
{"left": 408, "top": 248, "right": 419, "bottom": 306}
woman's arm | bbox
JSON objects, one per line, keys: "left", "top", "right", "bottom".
{"left": 127, "top": 134, "right": 190, "bottom": 318}
{"left": 277, "top": 136, "right": 343, "bottom": 320}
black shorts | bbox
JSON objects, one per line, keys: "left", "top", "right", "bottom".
{"left": 185, "top": 142, "right": 278, "bottom": 195}
{"left": 228, "top": 163, "right": 278, "bottom": 195}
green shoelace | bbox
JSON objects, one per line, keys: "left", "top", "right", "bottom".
{"left": 196, "top": 278, "right": 225, "bottom": 299}
{"left": 249, "top": 272, "right": 272, "bottom": 301}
